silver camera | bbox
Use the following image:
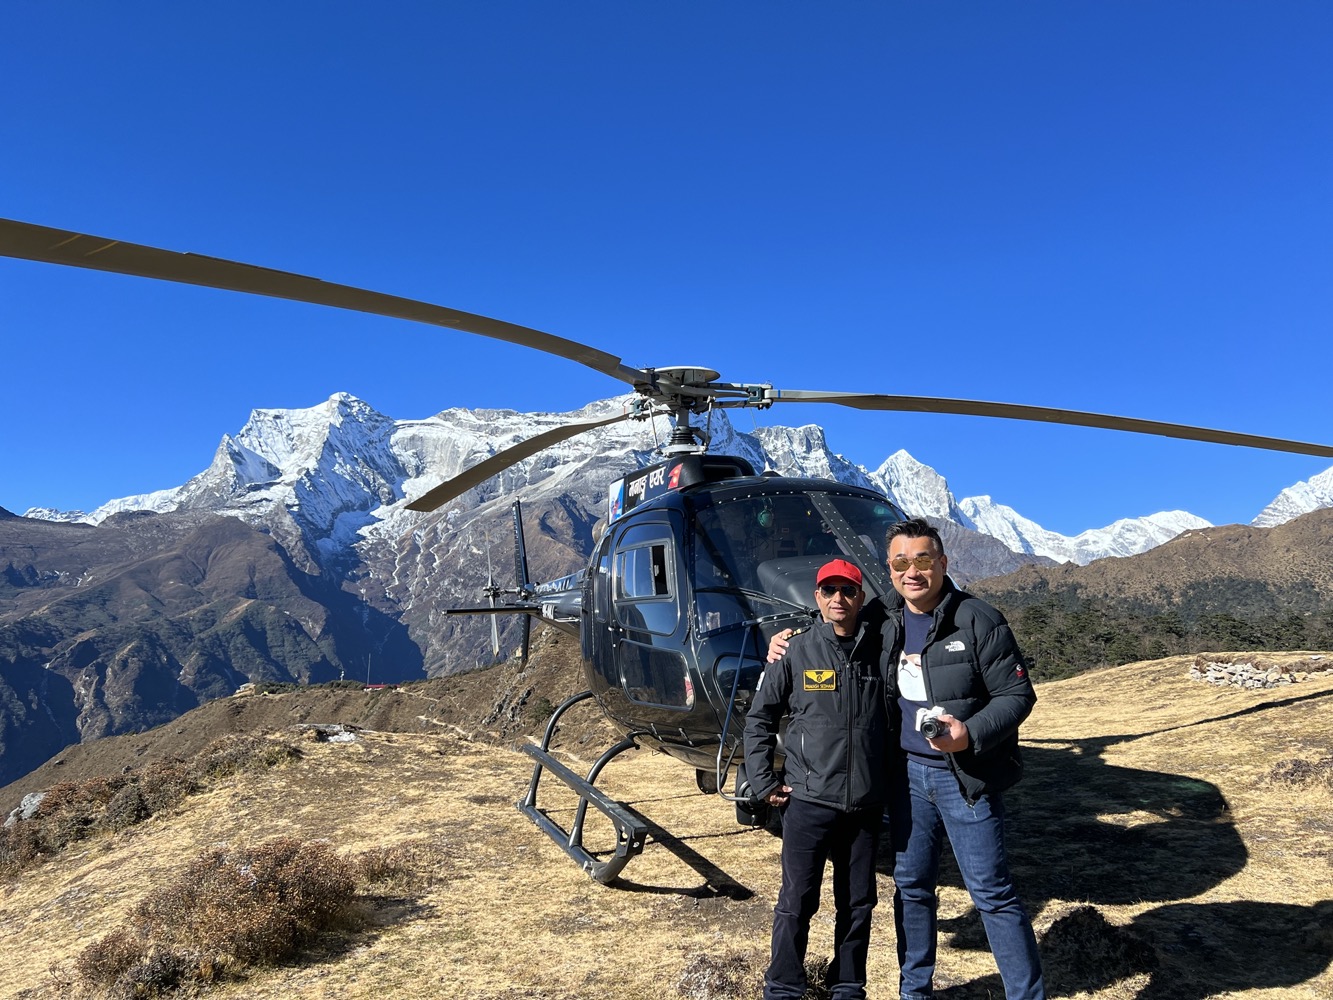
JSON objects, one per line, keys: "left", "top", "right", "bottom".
{"left": 915, "top": 706, "right": 948, "bottom": 740}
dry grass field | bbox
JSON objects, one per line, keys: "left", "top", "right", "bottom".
{"left": 1, "top": 651, "right": 1331, "bottom": 1000}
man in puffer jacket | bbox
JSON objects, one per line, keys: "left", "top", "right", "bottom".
{"left": 882, "top": 518, "right": 1044, "bottom": 1000}
{"left": 744, "top": 558, "right": 888, "bottom": 1000}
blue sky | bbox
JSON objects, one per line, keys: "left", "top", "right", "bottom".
{"left": 3, "top": 2, "right": 1330, "bottom": 535}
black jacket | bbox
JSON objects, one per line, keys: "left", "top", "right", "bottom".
{"left": 873, "top": 580, "right": 1036, "bottom": 803}
{"left": 743, "top": 617, "right": 888, "bottom": 812}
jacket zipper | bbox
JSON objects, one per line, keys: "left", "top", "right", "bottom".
{"left": 844, "top": 627, "right": 859, "bottom": 811}
{"left": 917, "top": 610, "right": 973, "bottom": 802}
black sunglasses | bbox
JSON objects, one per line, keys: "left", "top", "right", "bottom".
{"left": 818, "top": 584, "right": 861, "bottom": 599}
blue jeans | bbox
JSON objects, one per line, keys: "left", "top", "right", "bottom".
{"left": 766, "top": 796, "right": 881, "bottom": 1000}
{"left": 890, "top": 758, "right": 1044, "bottom": 1000}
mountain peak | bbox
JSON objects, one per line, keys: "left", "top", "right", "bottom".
{"left": 1253, "top": 465, "right": 1333, "bottom": 528}
{"left": 24, "top": 393, "right": 1327, "bottom": 566}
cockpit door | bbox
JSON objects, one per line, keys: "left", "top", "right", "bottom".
{"left": 606, "top": 516, "right": 694, "bottom": 712}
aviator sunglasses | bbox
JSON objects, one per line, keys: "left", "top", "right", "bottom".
{"left": 889, "top": 553, "right": 938, "bottom": 573}
{"left": 818, "top": 584, "right": 861, "bottom": 599}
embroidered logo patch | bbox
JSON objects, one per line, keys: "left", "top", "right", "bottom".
{"left": 803, "top": 668, "right": 836, "bottom": 691}
{"left": 945, "top": 640, "right": 966, "bottom": 652}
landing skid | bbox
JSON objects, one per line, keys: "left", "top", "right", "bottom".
{"left": 517, "top": 690, "right": 649, "bottom": 884}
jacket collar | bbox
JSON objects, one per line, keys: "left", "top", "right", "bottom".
{"left": 813, "top": 614, "right": 868, "bottom": 645}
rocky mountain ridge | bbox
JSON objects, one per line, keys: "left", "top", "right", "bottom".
{"left": 35, "top": 392, "right": 1303, "bottom": 566}
{"left": 7, "top": 393, "right": 1333, "bottom": 788}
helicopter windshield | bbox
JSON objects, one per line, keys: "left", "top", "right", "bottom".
{"left": 691, "top": 490, "right": 902, "bottom": 632}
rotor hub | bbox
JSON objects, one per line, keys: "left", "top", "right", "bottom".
{"left": 652, "top": 365, "right": 721, "bottom": 387}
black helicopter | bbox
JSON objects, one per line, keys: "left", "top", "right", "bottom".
{"left": 5, "top": 218, "right": 1333, "bottom": 884}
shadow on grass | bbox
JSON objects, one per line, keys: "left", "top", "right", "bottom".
{"left": 291, "top": 896, "right": 442, "bottom": 971}
{"left": 610, "top": 805, "right": 755, "bottom": 900}
{"left": 877, "top": 738, "right": 1333, "bottom": 997}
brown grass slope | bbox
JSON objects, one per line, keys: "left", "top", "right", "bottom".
{"left": 2, "top": 648, "right": 1332, "bottom": 999}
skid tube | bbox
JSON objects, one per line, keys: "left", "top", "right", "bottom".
{"left": 517, "top": 690, "right": 649, "bottom": 884}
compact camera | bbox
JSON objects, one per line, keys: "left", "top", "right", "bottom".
{"left": 915, "top": 706, "right": 948, "bottom": 741}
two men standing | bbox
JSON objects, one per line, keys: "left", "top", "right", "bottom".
{"left": 746, "top": 520, "right": 1044, "bottom": 1000}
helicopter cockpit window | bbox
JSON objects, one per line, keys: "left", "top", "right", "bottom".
{"left": 612, "top": 523, "right": 680, "bottom": 637}
{"left": 616, "top": 544, "right": 671, "bottom": 600}
{"left": 692, "top": 492, "right": 902, "bottom": 630}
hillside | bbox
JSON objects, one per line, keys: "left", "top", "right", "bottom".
{"left": 0, "top": 509, "right": 423, "bottom": 787}
{"left": 2, "top": 645, "right": 1331, "bottom": 999}
{"left": 0, "top": 626, "right": 592, "bottom": 812}
{"left": 975, "top": 507, "right": 1333, "bottom": 680}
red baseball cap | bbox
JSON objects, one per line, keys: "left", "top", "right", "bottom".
{"left": 815, "top": 558, "right": 862, "bottom": 588}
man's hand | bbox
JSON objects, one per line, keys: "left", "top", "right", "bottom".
{"left": 925, "top": 713, "right": 970, "bottom": 753}
{"left": 766, "top": 784, "right": 792, "bottom": 807}
{"left": 767, "top": 629, "right": 794, "bottom": 663}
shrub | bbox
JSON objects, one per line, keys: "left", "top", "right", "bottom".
{"left": 0, "top": 820, "right": 43, "bottom": 875}
{"left": 676, "top": 951, "right": 763, "bottom": 999}
{"left": 136, "top": 759, "right": 200, "bottom": 812}
{"left": 353, "top": 838, "right": 450, "bottom": 893}
{"left": 101, "top": 784, "right": 151, "bottom": 832}
{"left": 1, "top": 777, "right": 127, "bottom": 864}
{"left": 1269, "top": 756, "right": 1333, "bottom": 788}
{"left": 254, "top": 681, "right": 300, "bottom": 695}
{"left": 189, "top": 733, "right": 302, "bottom": 781}
{"left": 77, "top": 837, "right": 360, "bottom": 995}
{"left": 75, "top": 927, "right": 144, "bottom": 988}
{"left": 120, "top": 949, "right": 191, "bottom": 997}
{"left": 36, "top": 776, "right": 125, "bottom": 820}
{"left": 130, "top": 837, "right": 358, "bottom": 966}
{"left": 1, "top": 735, "right": 300, "bottom": 876}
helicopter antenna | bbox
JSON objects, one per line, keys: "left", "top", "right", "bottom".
{"left": 649, "top": 408, "right": 663, "bottom": 450}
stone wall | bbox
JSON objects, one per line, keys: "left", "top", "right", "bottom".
{"left": 1190, "top": 653, "right": 1331, "bottom": 689}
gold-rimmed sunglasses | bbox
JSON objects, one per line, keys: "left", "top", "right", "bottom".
{"left": 889, "top": 554, "right": 937, "bottom": 573}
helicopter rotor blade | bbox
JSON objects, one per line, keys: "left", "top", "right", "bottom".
{"left": 10, "top": 218, "right": 1330, "bottom": 464}
{"left": 767, "top": 390, "right": 1333, "bottom": 459}
{"left": 405, "top": 410, "right": 637, "bottom": 512}
{"left": 0, "top": 218, "right": 648, "bottom": 389}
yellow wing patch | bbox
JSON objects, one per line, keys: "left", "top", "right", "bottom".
{"left": 803, "top": 668, "right": 836, "bottom": 691}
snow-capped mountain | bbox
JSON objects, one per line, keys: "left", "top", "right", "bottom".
{"left": 868, "top": 450, "right": 968, "bottom": 523}
{"left": 27, "top": 392, "right": 1238, "bottom": 574}
{"left": 1252, "top": 465, "right": 1333, "bottom": 528}
{"left": 957, "top": 496, "right": 1210, "bottom": 565}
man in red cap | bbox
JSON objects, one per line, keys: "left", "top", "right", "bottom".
{"left": 744, "top": 558, "right": 889, "bottom": 1000}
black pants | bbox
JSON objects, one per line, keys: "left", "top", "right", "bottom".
{"left": 766, "top": 796, "right": 881, "bottom": 1000}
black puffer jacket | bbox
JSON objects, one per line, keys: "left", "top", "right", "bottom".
{"left": 743, "top": 618, "right": 888, "bottom": 812}
{"left": 874, "top": 580, "right": 1036, "bottom": 803}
